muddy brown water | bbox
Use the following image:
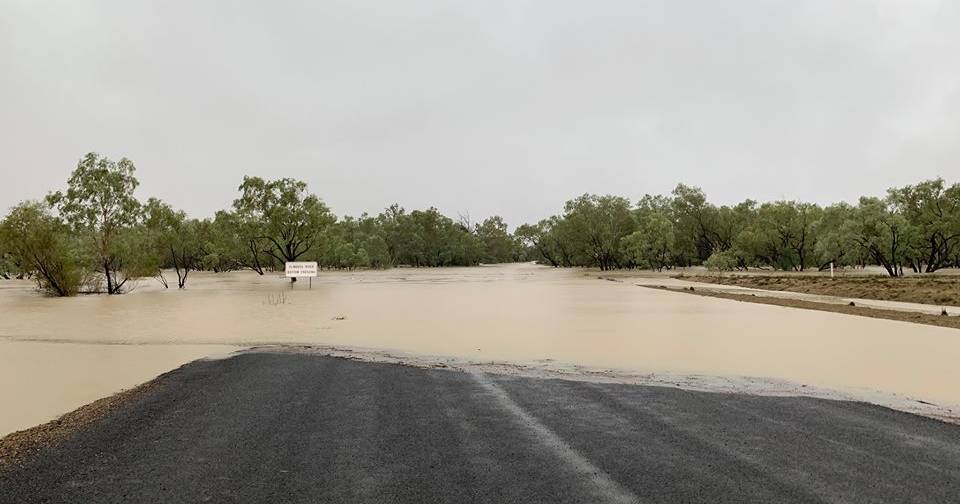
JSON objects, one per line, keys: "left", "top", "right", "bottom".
{"left": 1, "top": 263, "right": 958, "bottom": 435}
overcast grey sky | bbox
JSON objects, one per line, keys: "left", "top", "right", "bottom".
{"left": 1, "top": 0, "right": 958, "bottom": 225}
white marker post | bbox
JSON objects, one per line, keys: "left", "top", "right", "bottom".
{"left": 285, "top": 261, "right": 318, "bottom": 288}
{"left": 830, "top": 261, "right": 834, "bottom": 279}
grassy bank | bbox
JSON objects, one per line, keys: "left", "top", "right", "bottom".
{"left": 680, "top": 274, "right": 960, "bottom": 307}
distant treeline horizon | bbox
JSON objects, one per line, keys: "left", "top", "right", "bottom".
{"left": 1, "top": 152, "right": 959, "bottom": 296}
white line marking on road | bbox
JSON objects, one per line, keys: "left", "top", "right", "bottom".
{"left": 470, "top": 371, "right": 641, "bottom": 504}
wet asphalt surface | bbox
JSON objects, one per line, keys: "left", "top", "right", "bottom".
{"left": 2, "top": 352, "right": 959, "bottom": 503}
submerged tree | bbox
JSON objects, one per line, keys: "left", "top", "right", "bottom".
{"left": 232, "top": 177, "right": 335, "bottom": 274}
{"left": 0, "top": 202, "right": 88, "bottom": 296}
{"left": 47, "top": 153, "right": 143, "bottom": 294}
{"left": 143, "top": 198, "right": 205, "bottom": 288}
{"left": 476, "top": 216, "right": 515, "bottom": 264}
{"left": 515, "top": 220, "right": 561, "bottom": 267}
{"left": 561, "top": 194, "right": 636, "bottom": 271}
{"left": 4, "top": 152, "right": 960, "bottom": 282}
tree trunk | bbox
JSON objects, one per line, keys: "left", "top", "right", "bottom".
{"left": 105, "top": 262, "right": 115, "bottom": 294}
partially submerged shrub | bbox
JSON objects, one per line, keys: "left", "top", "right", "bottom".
{"left": 265, "top": 291, "right": 288, "bottom": 306}
{"left": 0, "top": 202, "right": 90, "bottom": 296}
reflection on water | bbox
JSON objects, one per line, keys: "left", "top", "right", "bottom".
{"left": 1, "top": 263, "right": 959, "bottom": 430}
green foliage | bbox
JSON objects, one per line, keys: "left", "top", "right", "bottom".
{"left": 523, "top": 179, "right": 960, "bottom": 277}
{"left": 561, "top": 194, "right": 636, "bottom": 271}
{"left": 622, "top": 212, "right": 675, "bottom": 271}
{"left": 143, "top": 198, "right": 205, "bottom": 288}
{"left": 206, "top": 210, "right": 273, "bottom": 274}
{"left": 670, "top": 184, "right": 719, "bottom": 263}
{"left": 704, "top": 249, "right": 738, "bottom": 277}
{"left": 232, "top": 177, "right": 336, "bottom": 266}
{"left": 369, "top": 205, "right": 485, "bottom": 267}
{"left": 475, "top": 216, "right": 515, "bottom": 264}
{"left": 3, "top": 151, "right": 959, "bottom": 285}
{"left": 887, "top": 178, "right": 960, "bottom": 272}
{"left": 813, "top": 203, "right": 857, "bottom": 268}
{"left": 47, "top": 153, "right": 143, "bottom": 294}
{"left": 515, "top": 217, "right": 567, "bottom": 267}
{"left": 841, "top": 197, "right": 916, "bottom": 277}
{"left": 0, "top": 202, "right": 89, "bottom": 296}
{"left": 0, "top": 226, "right": 15, "bottom": 279}
{"left": 734, "top": 201, "right": 821, "bottom": 271}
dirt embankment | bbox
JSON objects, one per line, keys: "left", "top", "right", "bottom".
{"left": 681, "top": 274, "right": 960, "bottom": 307}
{"left": 649, "top": 285, "right": 960, "bottom": 331}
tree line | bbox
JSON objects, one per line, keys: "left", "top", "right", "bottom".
{"left": 0, "top": 153, "right": 518, "bottom": 295}
{"left": 517, "top": 181, "right": 960, "bottom": 277}
{"left": 1, "top": 153, "right": 958, "bottom": 296}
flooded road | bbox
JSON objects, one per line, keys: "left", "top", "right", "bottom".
{"left": 2, "top": 263, "right": 959, "bottom": 434}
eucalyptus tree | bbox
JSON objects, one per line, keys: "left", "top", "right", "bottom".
{"left": 842, "top": 197, "right": 917, "bottom": 277}
{"left": 0, "top": 232, "right": 14, "bottom": 279}
{"left": 377, "top": 204, "right": 418, "bottom": 265}
{"left": 232, "top": 177, "right": 335, "bottom": 277}
{"left": 562, "top": 194, "right": 636, "bottom": 270}
{"left": 207, "top": 210, "right": 271, "bottom": 274}
{"left": 333, "top": 242, "right": 361, "bottom": 269}
{"left": 734, "top": 201, "right": 821, "bottom": 271}
{"left": 813, "top": 203, "right": 857, "bottom": 269}
{"left": 315, "top": 215, "right": 391, "bottom": 269}
{"left": 670, "top": 184, "right": 722, "bottom": 263}
{"left": 0, "top": 256, "right": 10, "bottom": 280}
{"left": 476, "top": 216, "right": 515, "bottom": 263}
{"left": 409, "top": 208, "right": 445, "bottom": 266}
{"left": 0, "top": 202, "right": 87, "bottom": 296}
{"left": 47, "top": 153, "right": 143, "bottom": 294}
{"left": 622, "top": 194, "right": 679, "bottom": 270}
{"left": 143, "top": 198, "right": 204, "bottom": 288}
{"left": 360, "top": 235, "right": 391, "bottom": 268}
{"left": 621, "top": 212, "right": 675, "bottom": 271}
{"left": 551, "top": 216, "right": 580, "bottom": 267}
{"left": 718, "top": 200, "right": 758, "bottom": 267}
{"left": 515, "top": 220, "right": 561, "bottom": 267}
{"left": 444, "top": 218, "right": 484, "bottom": 266}
{"left": 887, "top": 179, "right": 960, "bottom": 273}
{"left": 349, "top": 214, "right": 391, "bottom": 268}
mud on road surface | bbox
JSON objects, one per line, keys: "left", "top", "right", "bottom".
{"left": 3, "top": 351, "right": 960, "bottom": 504}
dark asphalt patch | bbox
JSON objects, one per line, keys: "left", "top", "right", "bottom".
{"left": 2, "top": 352, "right": 959, "bottom": 503}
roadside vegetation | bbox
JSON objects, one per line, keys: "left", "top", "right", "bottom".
{"left": 1, "top": 152, "right": 958, "bottom": 296}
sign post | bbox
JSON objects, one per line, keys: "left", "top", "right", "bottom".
{"left": 285, "top": 261, "right": 318, "bottom": 288}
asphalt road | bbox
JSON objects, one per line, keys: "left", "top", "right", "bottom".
{"left": 3, "top": 352, "right": 960, "bottom": 503}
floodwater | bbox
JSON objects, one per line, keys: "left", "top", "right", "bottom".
{"left": 2, "top": 263, "right": 959, "bottom": 435}
{"left": 0, "top": 342, "right": 240, "bottom": 436}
